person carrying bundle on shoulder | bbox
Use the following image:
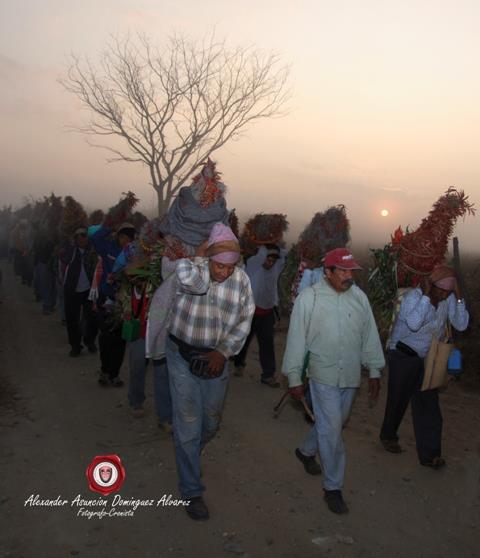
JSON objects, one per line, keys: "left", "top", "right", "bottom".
{"left": 166, "top": 223, "right": 255, "bottom": 521}
{"left": 380, "top": 264, "right": 469, "bottom": 469}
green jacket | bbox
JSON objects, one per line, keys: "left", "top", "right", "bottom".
{"left": 282, "top": 277, "right": 385, "bottom": 388}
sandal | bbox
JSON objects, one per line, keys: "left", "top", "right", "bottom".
{"left": 421, "top": 456, "right": 446, "bottom": 469}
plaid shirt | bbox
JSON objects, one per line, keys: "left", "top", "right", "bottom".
{"left": 169, "top": 257, "right": 255, "bottom": 358}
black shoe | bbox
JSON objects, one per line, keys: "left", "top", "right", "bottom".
{"left": 261, "top": 377, "right": 280, "bottom": 388}
{"left": 324, "top": 490, "right": 349, "bottom": 514}
{"left": 110, "top": 377, "right": 124, "bottom": 387}
{"left": 86, "top": 343, "right": 98, "bottom": 354}
{"left": 295, "top": 448, "right": 322, "bottom": 475}
{"left": 185, "top": 496, "right": 209, "bottom": 521}
{"left": 420, "top": 456, "right": 446, "bottom": 470}
{"left": 69, "top": 346, "right": 82, "bottom": 358}
{"left": 98, "top": 373, "right": 110, "bottom": 386}
{"left": 381, "top": 439, "right": 402, "bottom": 454}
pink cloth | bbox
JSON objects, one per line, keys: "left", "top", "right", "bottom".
{"left": 434, "top": 277, "right": 456, "bottom": 291}
{"left": 211, "top": 251, "right": 240, "bottom": 264}
{"left": 430, "top": 264, "right": 456, "bottom": 291}
{"left": 208, "top": 223, "right": 238, "bottom": 245}
{"left": 207, "top": 223, "right": 240, "bottom": 264}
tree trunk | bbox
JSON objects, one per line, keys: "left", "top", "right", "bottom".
{"left": 156, "top": 188, "right": 167, "bottom": 218}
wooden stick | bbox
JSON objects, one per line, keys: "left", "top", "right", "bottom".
{"left": 301, "top": 397, "right": 315, "bottom": 422}
{"left": 273, "top": 390, "right": 289, "bottom": 418}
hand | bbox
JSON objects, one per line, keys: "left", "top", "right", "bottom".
{"left": 368, "top": 378, "right": 380, "bottom": 402}
{"left": 195, "top": 240, "right": 209, "bottom": 257}
{"left": 289, "top": 385, "right": 304, "bottom": 401}
{"left": 421, "top": 276, "right": 431, "bottom": 297}
{"left": 203, "top": 350, "right": 226, "bottom": 376}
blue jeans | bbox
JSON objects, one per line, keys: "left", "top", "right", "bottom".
{"left": 166, "top": 336, "right": 229, "bottom": 499}
{"left": 299, "top": 380, "right": 357, "bottom": 491}
{"left": 128, "top": 338, "right": 172, "bottom": 423}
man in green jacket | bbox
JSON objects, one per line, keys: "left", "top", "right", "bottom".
{"left": 282, "top": 248, "right": 385, "bottom": 515}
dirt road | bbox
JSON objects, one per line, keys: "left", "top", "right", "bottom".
{"left": 1, "top": 261, "right": 479, "bottom": 558}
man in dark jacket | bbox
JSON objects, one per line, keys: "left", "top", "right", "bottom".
{"left": 90, "top": 222, "right": 136, "bottom": 386}
{"left": 62, "top": 227, "right": 98, "bottom": 357}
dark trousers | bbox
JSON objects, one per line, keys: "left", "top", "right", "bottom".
{"left": 380, "top": 349, "right": 443, "bottom": 463}
{"left": 19, "top": 254, "right": 33, "bottom": 285}
{"left": 65, "top": 289, "right": 98, "bottom": 350}
{"left": 234, "top": 310, "right": 276, "bottom": 379}
{"left": 97, "top": 306, "right": 126, "bottom": 380}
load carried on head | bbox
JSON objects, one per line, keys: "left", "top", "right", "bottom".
{"left": 158, "top": 159, "right": 230, "bottom": 259}
{"left": 369, "top": 187, "right": 475, "bottom": 337}
{"left": 124, "top": 159, "right": 233, "bottom": 287}
{"left": 279, "top": 205, "right": 350, "bottom": 313}
{"left": 60, "top": 196, "right": 88, "bottom": 239}
{"left": 239, "top": 213, "right": 289, "bottom": 257}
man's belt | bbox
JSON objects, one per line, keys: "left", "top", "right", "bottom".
{"left": 395, "top": 341, "right": 419, "bottom": 358}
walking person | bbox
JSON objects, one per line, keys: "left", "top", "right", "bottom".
{"left": 125, "top": 274, "right": 173, "bottom": 432}
{"left": 90, "top": 222, "right": 136, "bottom": 386}
{"left": 62, "top": 227, "right": 98, "bottom": 357}
{"left": 282, "top": 248, "right": 385, "bottom": 514}
{"left": 380, "top": 264, "right": 469, "bottom": 468}
{"left": 234, "top": 244, "right": 285, "bottom": 387}
{"left": 32, "top": 229, "right": 56, "bottom": 315}
{"left": 166, "top": 223, "right": 254, "bottom": 521}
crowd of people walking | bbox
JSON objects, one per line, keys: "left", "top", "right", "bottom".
{"left": 0, "top": 203, "right": 469, "bottom": 522}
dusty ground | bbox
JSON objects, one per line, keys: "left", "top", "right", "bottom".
{"left": 0, "top": 260, "right": 479, "bottom": 558}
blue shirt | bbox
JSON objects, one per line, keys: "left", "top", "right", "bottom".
{"left": 389, "top": 288, "right": 469, "bottom": 357}
{"left": 245, "top": 246, "right": 285, "bottom": 309}
{"left": 297, "top": 267, "right": 324, "bottom": 294}
{"left": 89, "top": 226, "right": 120, "bottom": 299}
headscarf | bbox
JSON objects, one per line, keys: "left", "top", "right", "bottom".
{"left": 429, "top": 264, "right": 457, "bottom": 291}
{"left": 206, "top": 223, "right": 240, "bottom": 264}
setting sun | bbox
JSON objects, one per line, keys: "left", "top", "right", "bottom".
{"left": 380, "top": 209, "right": 389, "bottom": 217}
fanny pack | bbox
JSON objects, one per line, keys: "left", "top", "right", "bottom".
{"left": 169, "top": 334, "right": 221, "bottom": 379}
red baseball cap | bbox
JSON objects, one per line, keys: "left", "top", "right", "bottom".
{"left": 323, "top": 248, "right": 362, "bottom": 270}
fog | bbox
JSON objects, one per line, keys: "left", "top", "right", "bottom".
{"left": 1, "top": 0, "right": 479, "bottom": 252}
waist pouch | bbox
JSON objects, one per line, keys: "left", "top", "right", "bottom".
{"left": 395, "top": 341, "right": 419, "bottom": 358}
{"left": 169, "top": 334, "right": 221, "bottom": 379}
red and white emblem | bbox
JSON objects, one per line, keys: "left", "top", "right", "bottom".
{"left": 86, "top": 455, "right": 125, "bottom": 495}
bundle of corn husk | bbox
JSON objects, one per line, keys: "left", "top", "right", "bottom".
{"left": 369, "top": 187, "right": 475, "bottom": 338}
{"left": 59, "top": 196, "right": 87, "bottom": 238}
{"left": 391, "top": 187, "right": 474, "bottom": 286}
{"left": 240, "top": 213, "right": 289, "bottom": 255}
{"left": 278, "top": 205, "right": 350, "bottom": 313}
{"left": 190, "top": 159, "right": 226, "bottom": 208}
{"left": 41, "top": 194, "right": 63, "bottom": 240}
{"left": 228, "top": 208, "right": 240, "bottom": 239}
{"left": 89, "top": 209, "right": 105, "bottom": 226}
{"left": 104, "top": 191, "right": 139, "bottom": 230}
{"left": 159, "top": 159, "right": 230, "bottom": 258}
{"left": 131, "top": 211, "right": 148, "bottom": 232}
{"left": 297, "top": 205, "right": 350, "bottom": 265}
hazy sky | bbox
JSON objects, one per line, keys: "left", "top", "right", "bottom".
{"left": 1, "top": 0, "right": 479, "bottom": 251}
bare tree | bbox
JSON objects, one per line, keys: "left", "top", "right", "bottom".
{"left": 61, "top": 33, "right": 290, "bottom": 216}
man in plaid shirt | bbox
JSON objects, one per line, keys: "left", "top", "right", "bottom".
{"left": 166, "top": 223, "right": 254, "bottom": 521}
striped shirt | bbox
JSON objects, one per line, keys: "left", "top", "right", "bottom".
{"left": 169, "top": 257, "right": 255, "bottom": 358}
